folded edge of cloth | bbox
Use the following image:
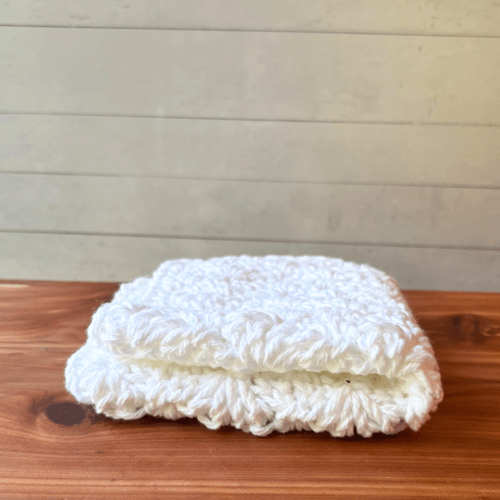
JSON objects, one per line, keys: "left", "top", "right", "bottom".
{"left": 65, "top": 255, "right": 443, "bottom": 437}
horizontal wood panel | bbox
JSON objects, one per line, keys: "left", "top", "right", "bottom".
{"left": 2, "top": 114, "right": 500, "bottom": 187}
{"left": 1, "top": 28, "right": 500, "bottom": 124}
{"left": 1, "top": 233, "right": 499, "bottom": 291}
{"left": 1, "top": 0, "right": 500, "bottom": 37}
{"left": 0, "top": 175, "right": 496, "bottom": 247}
{"left": 1, "top": 175, "right": 499, "bottom": 248}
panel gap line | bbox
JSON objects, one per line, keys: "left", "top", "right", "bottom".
{"left": 0, "top": 229, "right": 498, "bottom": 252}
{"left": 1, "top": 111, "right": 500, "bottom": 128}
{"left": 0, "top": 171, "right": 499, "bottom": 190}
{"left": 0, "top": 24, "right": 499, "bottom": 38}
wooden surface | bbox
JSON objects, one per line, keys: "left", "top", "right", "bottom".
{"left": 1, "top": 281, "right": 499, "bottom": 499}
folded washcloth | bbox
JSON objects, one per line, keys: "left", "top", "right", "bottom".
{"left": 65, "top": 255, "right": 443, "bottom": 437}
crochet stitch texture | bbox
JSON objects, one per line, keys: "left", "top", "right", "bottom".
{"left": 65, "top": 255, "right": 443, "bottom": 437}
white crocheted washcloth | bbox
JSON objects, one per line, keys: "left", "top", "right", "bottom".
{"left": 65, "top": 255, "right": 443, "bottom": 437}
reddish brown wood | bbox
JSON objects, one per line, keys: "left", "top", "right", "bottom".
{"left": 1, "top": 281, "right": 499, "bottom": 499}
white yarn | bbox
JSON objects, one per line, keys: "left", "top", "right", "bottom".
{"left": 65, "top": 255, "right": 443, "bottom": 437}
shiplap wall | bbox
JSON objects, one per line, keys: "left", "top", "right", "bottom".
{"left": 1, "top": 1, "right": 499, "bottom": 291}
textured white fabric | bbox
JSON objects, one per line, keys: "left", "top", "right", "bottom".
{"left": 65, "top": 255, "right": 443, "bottom": 437}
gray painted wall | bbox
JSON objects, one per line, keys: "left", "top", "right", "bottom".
{"left": 1, "top": 1, "right": 499, "bottom": 291}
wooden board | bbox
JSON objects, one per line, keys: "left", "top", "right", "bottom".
{"left": 2, "top": 115, "right": 500, "bottom": 187}
{"left": 1, "top": 280, "right": 499, "bottom": 499}
{"left": 1, "top": 233, "right": 500, "bottom": 291}
{"left": 2, "top": 28, "right": 500, "bottom": 124}
{"left": 1, "top": 174, "right": 498, "bottom": 248}
{"left": 2, "top": 0, "right": 500, "bottom": 37}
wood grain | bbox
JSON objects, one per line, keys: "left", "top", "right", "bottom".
{"left": 1, "top": 280, "right": 499, "bottom": 499}
{"left": 1, "top": 0, "right": 500, "bottom": 37}
{"left": 2, "top": 28, "right": 500, "bottom": 124}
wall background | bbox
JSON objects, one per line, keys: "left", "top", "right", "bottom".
{"left": 1, "top": 1, "right": 499, "bottom": 291}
